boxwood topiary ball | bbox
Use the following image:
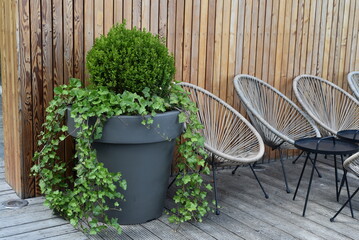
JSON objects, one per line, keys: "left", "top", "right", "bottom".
{"left": 86, "top": 22, "right": 175, "bottom": 98}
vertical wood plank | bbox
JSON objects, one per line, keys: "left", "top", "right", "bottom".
{"left": 286, "top": 0, "right": 298, "bottom": 158}
{"left": 212, "top": 0, "right": 223, "bottom": 96}
{"left": 315, "top": 0, "right": 328, "bottom": 77}
{"left": 132, "top": 0, "right": 141, "bottom": 29}
{"left": 337, "top": 0, "right": 350, "bottom": 88}
{"left": 322, "top": 0, "right": 334, "bottom": 79}
{"left": 64, "top": 0, "right": 74, "bottom": 83}
{"left": 123, "top": 0, "right": 132, "bottom": 27}
{"left": 274, "top": 0, "right": 286, "bottom": 90}
{"left": 1, "top": 0, "right": 25, "bottom": 195}
{"left": 242, "top": 0, "right": 252, "bottom": 75}
{"left": 159, "top": 0, "right": 167, "bottom": 38}
{"left": 219, "top": 0, "right": 231, "bottom": 99}
{"left": 42, "top": 0, "right": 53, "bottom": 109}
{"left": 63, "top": 0, "right": 75, "bottom": 187}
{"left": 342, "top": 0, "right": 355, "bottom": 91}
{"left": 74, "top": 0, "right": 84, "bottom": 81}
{"left": 310, "top": 0, "right": 322, "bottom": 75}
{"left": 141, "top": 0, "right": 150, "bottom": 30}
{"left": 166, "top": 0, "right": 176, "bottom": 53}
{"left": 349, "top": 0, "right": 359, "bottom": 71}
{"left": 175, "top": 0, "right": 184, "bottom": 82}
{"left": 299, "top": 0, "right": 310, "bottom": 75}
{"left": 150, "top": 0, "right": 159, "bottom": 34}
{"left": 114, "top": 0, "right": 123, "bottom": 24}
{"left": 355, "top": 1, "right": 359, "bottom": 70}
{"left": 280, "top": 0, "right": 291, "bottom": 95}
{"left": 94, "top": 0, "right": 104, "bottom": 38}
{"left": 327, "top": 0, "right": 340, "bottom": 82}
{"left": 255, "top": 0, "right": 266, "bottom": 79}
{"left": 53, "top": 0, "right": 64, "bottom": 87}
{"left": 182, "top": 0, "right": 192, "bottom": 83}
{"left": 234, "top": 0, "right": 245, "bottom": 111}
{"left": 84, "top": 0, "right": 94, "bottom": 82}
{"left": 205, "top": 0, "right": 216, "bottom": 92}
{"left": 227, "top": 0, "right": 239, "bottom": 106}
{"left": 104, "top": 0, "right": 114, "bottom": 34}
{"left": 332, "top": 0, "right": 346, "bottom": 85}
{"left": 249, "top": 0, "right": 258, "bottom": 76}
{"left": 305, "top": 0, "right": 317, "bottom": 74}
{"left": 197, "top": 0, "right": 208, "bottom": 89}
{"left": 30, "top": 0, "right": 43, "bottom": 197}
{"left": 190, "top": 0, "right": 200, "bottom": 86}
{"left": 268, "top": 0, "right": 279, "bottom": 87}
{"left": 261, "top": 0, "right": 272, "bottom": 81}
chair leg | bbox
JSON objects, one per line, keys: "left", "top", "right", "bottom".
{"left": 211, "top": 155, "right": 220, "bottom": 215}
{"left": 292, "top": 151, "right": 304, "bottom": 164}
{"left": 302, "top": 153, "right": 318, "bottom": 216}
{"left": 334, "top": 155, "right": 339, "bottom": 201}
{"left": 232, "top": 165, "right": 240, "bottom": 175}
{"left": 293, "top": 152, "right": 310, "bottom": 200}
{"left": 308, "top": 155, "right": 322, "bottom": 178}
{"left": 340, "top": 154, "right": 354, "bottom": 217}
{"left": 343, "top": 169, "right": 354, "bottom": 218}
{"left": 330, "top": 187, "right": 359, "bottom": 222}
{"left": 249, "top": 164, "right": 269, "bottom": 199}
{"left": 279, "top": 149, "right": 291, "bottom": 193}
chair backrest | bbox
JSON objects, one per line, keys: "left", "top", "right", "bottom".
{"left": 234, "top": 74, "right": 320, "bottom": 149}
{"left": 293, "top": 75, "right": 359, "bottom": 135}
{"left": 348, "top": 71, "right": 359, "bottom": 100}
{"left": 179, "top": 82, "right": 264, "bottom": 163}
{"left": 344, "top": 152, "right": 359, "bottom": 178}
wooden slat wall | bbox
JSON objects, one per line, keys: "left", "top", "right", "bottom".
{"left": 2, "top": 0, "right": 359, "bottom": 197}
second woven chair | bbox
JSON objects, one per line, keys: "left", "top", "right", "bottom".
{"left": 348, "top": 71, "right": 359, "bottom": 100}
{"left": 179, "top": 82, "right": 267, "bottom": 215}
{"left": 293, "top": 74, "right": 359, "bottom": 136}
{"left": 234, "top": 74, "right": 321, "bottom": 193}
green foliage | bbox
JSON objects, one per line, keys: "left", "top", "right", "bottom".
{"left": 86, "top": 22, "right": 175, "bottom": 98}
{"left": 32, "top": 78, "right": 212, "bottom": 234}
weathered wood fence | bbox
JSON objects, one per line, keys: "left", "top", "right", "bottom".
{"left": 1, "top": 0, "right": 359, "bottom": 198}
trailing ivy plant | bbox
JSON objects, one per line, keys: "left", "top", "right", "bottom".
{"left": 32, "top": 22, "right": 212, "bottom": 235}
{"left": 32, "top": 78, "right": 212, "bottom": 234}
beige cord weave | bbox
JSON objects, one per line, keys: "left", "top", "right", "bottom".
{"left": 344, "top": 151, "right": 359, "bottom": 178}
{"left": 233, "top": 74, "right": 320, "bottom": 150}
{"left": 179, "top": 82, "right": 265, "bottom": 165}
{"left": 348, "top": 71, "right": 359, "bottom": 100}
{"left": 293, "top": 75, "right": 359, "bottom": 136}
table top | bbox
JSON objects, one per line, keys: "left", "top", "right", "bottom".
{"left": 337, "top": 129, "right": 359, "bottom": 143}
{"left": 294, "top": 137, "right": 359, "bottom": 155}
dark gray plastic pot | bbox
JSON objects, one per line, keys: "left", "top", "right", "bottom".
{"left": 66, "top": 108, "right": 183, "bottom": 224}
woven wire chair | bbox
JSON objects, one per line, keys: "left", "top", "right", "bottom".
{"left": 179, "top": 82, "right": 267, "bottom": 215}
{"left": 348, "top": 71, "right": 359, "bottom": 100}
{"left": 293, "top": 74, "right": 359, "bottom": 136}
{"left": 331, "top": 151, "right": 359, "bottom": 221}
{"left": 234, "top": 74, "right": 321, "bottom": 193}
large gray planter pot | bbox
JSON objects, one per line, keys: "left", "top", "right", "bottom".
{"left": 66, "top": 108, "right": 184, "bottom": 224}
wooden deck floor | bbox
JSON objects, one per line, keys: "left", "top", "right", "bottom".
{"left": 1, "top": 154, "right": 359, "bottom": 239}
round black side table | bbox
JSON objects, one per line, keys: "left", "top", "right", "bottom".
{"left": 337, "top": 129, "right": 359, "bottom": 143}
{"left": 293, "top": 136, "right": 359, "bottom": 217}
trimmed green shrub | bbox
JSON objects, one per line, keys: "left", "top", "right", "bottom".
{"left": 86, "top": 22, "right": 175, "bottom": 98}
